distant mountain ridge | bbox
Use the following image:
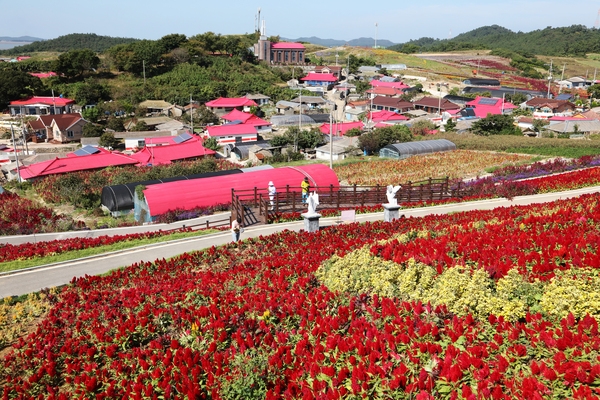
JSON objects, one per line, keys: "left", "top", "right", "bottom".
{"left": 388, "top": 24, "right": 600, "bottom": 56}
{"left": 282, "top": 36, "right": 396, "bottom": 48}
{"left": 0, "top": 33, "right": 139, "bottom": 55}
{"left": 0, "top": 36, "right": 44, "bottom": 42}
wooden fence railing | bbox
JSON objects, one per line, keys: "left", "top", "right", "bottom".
{"left": 232, "top": 177, "right": 468, "bottom": 224}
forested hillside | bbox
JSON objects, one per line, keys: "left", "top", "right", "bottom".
{"left": 0, "top": 33, "right": 139, "bottom": 55}
{"left": 389, "top": 25, "right": 600, "bottom": 56}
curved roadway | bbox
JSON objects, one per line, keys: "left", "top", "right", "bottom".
{"left": 2, "top": 186, "right": 599, "bottom": 298}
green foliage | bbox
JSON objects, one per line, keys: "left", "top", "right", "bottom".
{"left": 54, "top": 49, "right": 100, "bottom": 79}
{"left": 358, "top": 125, "right": 413, "bottom": 155}
{"left": 105, "top": 117, "right": 125, "bottom": 132}
{"left": 157, "top": 34, "right": 188, "bottom": 53}
{"left": 130, "top": 121, "right": 149, "bottom": 132}
{"left": 348, "top": 54, "right": 376, "bottom": 74}
{"left": 504, "top": 92, "right": 528, "bottom": 105}
{"left": 410, "top": 120, "right": 437, "bottom": 136}
{"left": 588, "top": 84, "right": 600, "bottom": 99}
{"left": 82, "top": 123, "right": 104, "bottom": 137}
{"left": 135, "top": 185, "right": 146, "bottom": 201}
{"left": 202, "top": 137, "right": 219, "bottom": 151}
{"left": 390, "top": 24, "right": 600, "bottom": 57}
{"left": 0, "top": 70, "right": 46, "bottom": 111}
{"left": 471, "top": 114, "right": 521, "bottom": 136}
{"left": 0, "top": 33, "right": 138, "bottom": 55}
{"left": 81, "top": 107, "right": 100, "bottom": 123}
{"left": 98, "top": 132, "right": 119, "bottom": 148}
{"left": 270, "top": 127, "right": 324, "bottom": 151}
{"left": 444, "top": 118, "right": 456, "bottom": 132}
{"left": 345, "top": 128, "right": 363, "bottom": 137}
{"left": 66, "top": 79, "right": 110, "bottom": 106}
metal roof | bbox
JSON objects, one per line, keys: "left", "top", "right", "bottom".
{"left": 379, "top": 139, "right": 456, "bottom": 159}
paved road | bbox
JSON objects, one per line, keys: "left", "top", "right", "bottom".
{"left": 2, "top": 186, "right": 599, "bottom": 298}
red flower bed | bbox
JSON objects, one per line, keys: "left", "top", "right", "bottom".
{"left": 0, "top": 228, "right": 193, "bottom": 262}
{"left": 3, "top": 193, "right": 600, "bottom": 398}
{"left": 0, "top": 191, "right": 85, "bottom": 235}
{"left": 461, "top": 59, "right": 516, "bottom": 72}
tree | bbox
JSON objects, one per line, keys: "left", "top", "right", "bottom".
{"left": 410, "top": 120, "right": 437, "bottom": 136}
{"left": 505, "top": 92, "right": 528, "bottom": 105}
{"left": 0, "top": 70, "right": 45, "bottom": 111}
{"left": 158, "top": 34, "right": 188, "bottom": 53}
{"left": 68, "top": 79, "right": 110, "bottom": 106}
{"left": 99, "top": 132, "right": 119, "bottom": 149}
{"left": 269, "top": 134, "right": 290, "bottom": 148}
{"left": 81, "top": 107, "right": 100, "bottom": 123}
{"left": 588, "top": 84, "right": 600, "bottom": 100}
{"left": 444, "top": 118, "right": 457, "bottom": 132}
{"left": 106, "top": 117, "right": 125, "bottom": 132}
{"left": 202, "top": 136, "right": 219, "bottom": 151}
{"left": 532, "top": 118, "right": 548, "bottom": 135}
{"left": 82, "top": 123, "right": 105, "bottom": 137}
{"left": 358, "top": 125, "right": 413, "bottom": 155}
{"left": 471, "top": 114, "right": 520, "bottom": 136}
{"left": 297, "top": 128, "right": 324, "bottom": 150}
{"left": 345, "top": 128, "right": 363, "bottom": 137}
{"left": 130, "top": 121, "right": 149, "bottom": 132}
{"left": 54, "top": 49, "right": 100, "bottom": 79}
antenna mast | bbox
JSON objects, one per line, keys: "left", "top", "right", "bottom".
{"left": 595, "top": 9, "right": 600, "bottom": 28}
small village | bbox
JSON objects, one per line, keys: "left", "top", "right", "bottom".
{"left": 4, "top": 17, "right": 600, "bottom": 399}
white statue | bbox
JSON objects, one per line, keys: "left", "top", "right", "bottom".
{"left": 307, "top": 192, "right": 319, "bottom": 215}
{"left": 386, "top": 185, "right": 402, "bottom": 206}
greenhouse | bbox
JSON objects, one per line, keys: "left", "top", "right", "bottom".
{"left": 379, "top": 139, "right": 456, "bottom": 159}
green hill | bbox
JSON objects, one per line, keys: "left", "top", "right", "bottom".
{"left": 0, "top": 33, "right": 139, "bottom": 55}
{"left": 389, "top": 24, "right": 600, "bottom": 56}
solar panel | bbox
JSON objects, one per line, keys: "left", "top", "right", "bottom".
{"left": 73, "top": 145, "right": 100, "bottom": 156}
{"left": 478, "top": 98, "right": 499, "bottom": 106}
{"left": 173, "top": 132, "right": 193, "bottom": 144}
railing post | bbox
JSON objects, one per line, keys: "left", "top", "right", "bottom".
{"left": 254, "top": 187, "right": 258, "bottom": 207}
{"left": 353, "top": 184, "right": 357, "bottom": 204}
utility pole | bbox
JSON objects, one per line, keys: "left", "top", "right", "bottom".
{"left": 374, "top": 23, "right": 378, "bottom": 49}
{"left": 329, "top": 109, "right": 333, "bottom": 169}
{"left": 299, "top": 87, "right": 302, "bottom": 132}
{"left": 10, "top": 124, "right": 21, "bottom": 183}
{"left": 143, "top": 60, "right": 146, "bottom": 86}
{"left": 547, "top": 60, "right": 553, "bottom": 99}
{"left": 190, "top": 93, "right": 194, "bottom": 135}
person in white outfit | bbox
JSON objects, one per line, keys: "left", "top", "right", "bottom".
{"left": 268, "top": 181, "right": 276, "bottom": 210}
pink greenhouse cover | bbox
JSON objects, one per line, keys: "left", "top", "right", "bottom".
{"left": 143, "top": 164, "right": 339, "bottom": 217}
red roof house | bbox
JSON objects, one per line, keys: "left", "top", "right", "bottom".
{"left": 221, "top": 109, "right": 272, "bottom": 133}
{"left": 301, "top": 73, "right": 338, "bottom": 87}
{"left": 9, "top": 96, "right": 75, "bottom": 116}
{"left": 19, "top": 152, "right": 138, "bottom": 181}
{"left": 368, "top": 110, "right": 409, "bottom": 123}
{"left": 370, "top": 80, "right": 410, "bottom": 90}
{"left": 129, "top": 138, "right": 215, "bottom": 166}
{"left": 205, "top": 124, "right": 258, "bottom": 145}
{"left": 413, "top": 97, "right": 461, "bottom": 114}
{"left": 205, "top": 97, "right": 258, "bottom": 116}
{"left": 465, "top": 96, "right": 517, "bottom": 118}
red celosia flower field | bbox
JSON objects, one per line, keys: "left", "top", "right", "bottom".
{"left": 0, "top": 191, "right": 85, "bottom": 235}
{"left": 0, "top": 228, "right": 194, "bottom": 263}
{"left": 3, "top": 191, "right": 600, "bottom": 398}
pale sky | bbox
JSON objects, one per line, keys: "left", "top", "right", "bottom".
{"left": 2, "top": 0, "right": 599, "bottom": 44}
